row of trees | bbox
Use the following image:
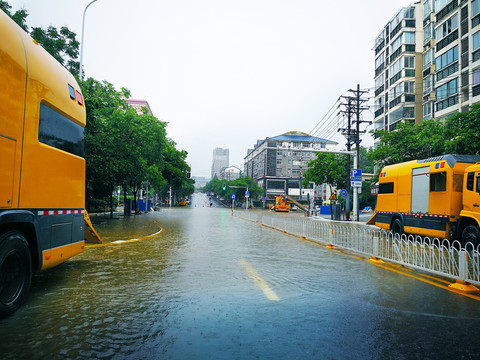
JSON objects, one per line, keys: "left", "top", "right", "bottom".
{"left": 1, "top": 2, "right": 195, "bottom": 215}
{"left": 202, "top": 177, "right": 263, "bottom": 204}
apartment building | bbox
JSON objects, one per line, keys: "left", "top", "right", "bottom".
{"left": 375, "top": 0, "right": 480, "bottom": 136}
{"left": 243, "top": 131, "right": 337, "bottom": 200}
{"left": 425, "top": 0, "right": 480, "bottom": 119}
{"left": 373, "top": 3, "right": 424, "bottom": 143}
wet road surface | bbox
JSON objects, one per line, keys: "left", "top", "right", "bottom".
{"left": 1, "top": 193, "right": 480, "bottom": 359}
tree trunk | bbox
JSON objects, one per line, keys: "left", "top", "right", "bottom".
{"left": 109, "top": 192, "right": 114, "bottom": 219}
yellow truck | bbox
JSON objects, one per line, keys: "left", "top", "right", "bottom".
{"left": 368, "top": 154, "right": 480, "bottom": 245}
{"left": 0, "top": 11, "right": 86, "bottom": 316}
{"left": 274, "top": 196, "right": 291, "bottom": 212}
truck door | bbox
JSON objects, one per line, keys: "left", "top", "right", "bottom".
{"left": 463, "top": 171, "right": 480, "bottom": 212}
{"left": 411, "top": 167, "right": 429, "bottom": 213}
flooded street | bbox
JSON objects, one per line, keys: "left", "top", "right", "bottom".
{"left": 1, "top": 193, "right": 480, "bottom": 359}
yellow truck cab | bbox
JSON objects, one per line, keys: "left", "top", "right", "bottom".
{"left": 370, "top": 154, "right": 480, "bottom": 245}
{"left": 0, "top": 11, "right": 86, "bottom": 316}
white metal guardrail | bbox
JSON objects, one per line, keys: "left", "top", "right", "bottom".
{"left": 235, "top": 211, "right": 480, "bottom": 286}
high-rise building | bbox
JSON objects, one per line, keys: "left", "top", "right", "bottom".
{"left": 211, "top": 148, "right": 229, "bottom": 179}
{"left": 373, "top": 3, "right": 424, "bottom": 145}
{"left": 374, "top": 0, "right": 480, "bottom": 139}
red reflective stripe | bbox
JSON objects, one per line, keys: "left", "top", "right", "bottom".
{"left": 37, "top": 209, "right": 84, "bottom": 216}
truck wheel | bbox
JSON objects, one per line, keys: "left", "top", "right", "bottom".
{"left": 392, "top": 219, "right": 402, "bottom": 237}
{"left": 462, "top": 225, "right": 480, "bottom": 247}
{"left": 0, "top": 231, "right": 32, "bottom": 318}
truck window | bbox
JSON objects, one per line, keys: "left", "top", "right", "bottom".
{"left": 379, "top": 182, "right": 394, "bottom": 194}
{"left": 467, "top": 172, "right": 475, "bottom": 191}
{"left": 430, "top": 172, "right": 446, "bottom": 192}
{"left": 453, "top": 174, "right": 463, "bottom": 192}
{"left": 38, "top": 103, "right": 84, "bottom": 157}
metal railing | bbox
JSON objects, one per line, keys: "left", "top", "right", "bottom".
{"left": 235, "top": 211, "right": 480, "bottom": 286}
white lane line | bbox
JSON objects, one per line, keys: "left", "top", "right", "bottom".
{"left": 239, "top": 258, "right": 280, "bottom": 301}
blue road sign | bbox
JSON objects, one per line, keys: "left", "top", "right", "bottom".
{"left": 231, "top": 194, "right": 236, "bottom": 200}
{"left": 340, "top": 189, "right": 347, "bottom": 197}
{"left": 351, "top": 169, "right": 362, "bottom": 188}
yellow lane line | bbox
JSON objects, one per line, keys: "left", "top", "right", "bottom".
{"left": 86, "top": 228, "right": 163, "bottom": 248}
{"left": 239, "top": 258, "right": 280, "bottom": 301}
{"left": 198, "top": 192, "right": 208, "bottom": 206}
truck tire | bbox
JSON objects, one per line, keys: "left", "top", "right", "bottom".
{"left": 392, "top": 219, "right": 402, "bottom": 237}
{"left": 462, "top": 224, "right": 480, "bottom": 247}
{"left": 0, "top": 231, "right": 32, "bottom": 318}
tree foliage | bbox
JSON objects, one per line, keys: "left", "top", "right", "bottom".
{"left": 202, "top": 177, "right": 262, "bottom": 202}
{"left": 0, "top": 1, "right": 28, "bottom": 31}
{"left": 302, "top": 153, "right": 349, "bottom": 191}
{"left": 370, "top": 104, "right": 480, "bottom": 174}
{"left": 1, "top": 2, "right": 79, "bottom": 75}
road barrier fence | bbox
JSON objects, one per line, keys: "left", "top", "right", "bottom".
{"left": 235, "top": 211, "right": 480, "bottom": 286}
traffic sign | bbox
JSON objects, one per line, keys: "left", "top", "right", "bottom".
{"left": 340, "top": 189, "right": 347, "bottom": 197}
{"left": 231, "top": 194, "right": 236, "bottom": 200}
{"left": 329, "top": 193, "right": 337, "bottom": 201}
{"left": 351, "top": 169, "right": 362, "bottom": 187}
{"left": 245, "top": 190, "right": 250, "bottom": 198}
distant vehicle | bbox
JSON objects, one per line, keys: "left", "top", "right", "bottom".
{"left": 367, "top": 154, "right": 480, "bottom": 245}
{"left": 178, "top": 198, "right": 187, "bottom": 206}
{"left": 0, "top": 11, "right": 87, "bottom": 317}
{"left": 362, "top": 206, "right": 373, "bottom": 213}
{"left": 274, "top": 196, "right": 290, "bottom": 212}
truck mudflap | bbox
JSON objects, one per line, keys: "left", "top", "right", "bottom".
{"left": 366, "top": 211, "right": 376, "bottom": 225}
{"left": 84, "top": 209, "right": 102, "bottom": 244}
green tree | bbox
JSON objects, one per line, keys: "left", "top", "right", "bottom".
{"left": 302, "top": 153, "right": 349, "bottom": 193}
{"left": 30, "top": 25, "right": 80, "bottom": 75}
{"left": 443, "top": 103, "right": 480, "bottom": 155}
{"left": 0, "top": 1, "right": 28, "bottom": 31}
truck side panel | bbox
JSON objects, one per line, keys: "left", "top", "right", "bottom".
{"left": 0, "top": 14, "right": 26, "bottom": 209}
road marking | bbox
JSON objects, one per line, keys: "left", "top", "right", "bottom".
{"left": 239, "top": 258, "right": 280, "bottom": 301}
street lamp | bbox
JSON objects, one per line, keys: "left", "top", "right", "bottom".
{"left": 79, "top": 0, "right": 99, "bottom": 79}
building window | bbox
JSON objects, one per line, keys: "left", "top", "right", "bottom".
{"left": 474, "top": 31, "right": 480, "bottom": 51}
{"left": 424, "top": 0, "right": 433, "bottom": 18}
{"left": 424, "top": 48, "right": 433, "bottom": 68}
{"left": 375, "top": 73, "right": 385, "bottom": 90}
{"left": 435, "top": 45, "right": 458, "bottom": 70}
{"left": 436, "top": 78, "right": 458, "bottom": 100}
{"left": 436, "top": 14, "right": 458, "bottom": 41}
{"left": 473, "top": 0, "right": 480, "bottom": 18}
{"left": 435, "top": 0, "right": 450, "bottom": 13}
{"left": 404, "top": 56, "right": 415, "bottom": 68}
{"left": 423, "top": 102, "right": 433, "bottom": 120}
{"left": 424, "top": 75, "right": 434, "bottom": 94}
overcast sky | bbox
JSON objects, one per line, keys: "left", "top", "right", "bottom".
{"left": 8, "top": 0, "right": 412, "bottom": 178}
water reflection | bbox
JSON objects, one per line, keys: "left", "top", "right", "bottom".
{"left": 1, "top": 194, "right": 480, "bottom": 359}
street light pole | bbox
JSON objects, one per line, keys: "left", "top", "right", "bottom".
{"left": 79, "top": 0, "right": 98, "bottom": 79}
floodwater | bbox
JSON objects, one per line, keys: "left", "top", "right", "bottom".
{"left": 1, "top": 193, "right": 480, "bottom": 359}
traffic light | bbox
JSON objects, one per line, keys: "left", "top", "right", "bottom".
{"left": 222, "top": 183, "right": 226, "bottom": 190}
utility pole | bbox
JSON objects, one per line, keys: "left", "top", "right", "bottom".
{"left": 338, "top": 96, "right": 354, "bottom": 221}
{"left": 338, "top": 84, "right": 370, "bottom": 221}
